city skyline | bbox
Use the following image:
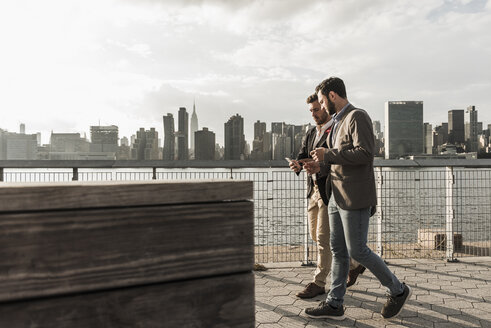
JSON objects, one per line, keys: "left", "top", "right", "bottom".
{"left": 1, "top": 0, "right": 490, "bottom": 145}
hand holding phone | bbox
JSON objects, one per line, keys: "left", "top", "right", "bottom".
{"left": 286, "top": 157, "right": 302, "bottom": 172}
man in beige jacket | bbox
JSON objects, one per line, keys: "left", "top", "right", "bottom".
{"left": 303, "top": 77, "right": 411, "bottom": 321}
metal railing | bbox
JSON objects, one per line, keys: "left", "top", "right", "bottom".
{"left": 0, "top": 160, "right": 490, "bottom": 263}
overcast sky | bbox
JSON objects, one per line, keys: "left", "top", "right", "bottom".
{"left": 1, "top": 0, "right": 490, "bottom": 146}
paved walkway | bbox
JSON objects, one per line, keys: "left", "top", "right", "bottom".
{"left": 255, "top": 257, "right": 491, "bottom": 327}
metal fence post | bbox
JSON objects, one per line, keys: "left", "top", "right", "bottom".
{"left": 0, "top": 168, "right": 3, "bottom": 182}
{"left": 152, "top": 167, "right": 157, "bottom": 180}
{"left": 376, "top": 167, "right": 383, "bottom": 256}
{"left": 72, "top": 168, "right": 78, "bottom": 181}
{"left": 302, "top": 176, "right": 313, "bottom": 266}
{"left": 445, "top": 166, "right": 457, "bottom": 262}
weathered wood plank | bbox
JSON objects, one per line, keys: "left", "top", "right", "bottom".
{"left": 0, "top": 180, "right": 253, "bottom": 212}
{"left": 0, "top": 272, "right": 255, "bottom": 328}
{"left": 0, "top": 201, "right": 253, "bottom": 302}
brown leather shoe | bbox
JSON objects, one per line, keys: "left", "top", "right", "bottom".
{"left": 347, "top": 264, "right": 366, "bottom": 288}
{"left": 296, "top": 282, "right": 325, "bottom": 298}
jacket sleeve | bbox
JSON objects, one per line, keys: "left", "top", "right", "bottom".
{"left": 324, "top": 110, "right": 374, "bottom": 165}
{"left": 294, "top": 129, "right": 312, "bottom": 176}
{"left": 296, "top": 129, "right": 311, "bottom": 161}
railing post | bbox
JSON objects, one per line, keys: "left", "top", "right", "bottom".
{"left": 302, "top": 174, "right": 313, "bottom": 266}
{"left": 152, "top": 167, "right": 157, "bottom": 180}
{"left": 376, "top": 167, "right": 383, "bottom": 256}
{"left": 72, "top": 168, "right": 78, "bottom": 181}
{"left": 0, "top": 168, "right": 3, "bottom": 182}
{"left": 445, "top": 166, "right": 457, "bottom": 262}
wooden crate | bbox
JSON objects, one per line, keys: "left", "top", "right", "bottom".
{"left": 0, "top": 180, "right": 254, "bottom": 327}
{"left": 417, "top": 228, "right": 463, "bottom": 251}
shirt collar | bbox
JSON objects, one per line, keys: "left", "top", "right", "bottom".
{"left": 333, "top": 102, "right": 351, "bottom": 123}
{"left": 316, "top": 118, "right": 333, "bottom": 134}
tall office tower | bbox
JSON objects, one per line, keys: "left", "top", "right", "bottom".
{"left": 292, "top": 125, "right": 306, "bottom": 156}
{"left": 224, "top": 114, "right": 245, "bottom": 160}
{"left": 271, "top": 122, "right": 286, "bottom": 135}
{"left": 90, "top": 125, "right": 119, "bottom": 153}
{"left": 131, "top": 128, "right": 159, "bottom": 160}
{"left": 465, "top": 105, "right": 478, "bottom": 152}
{"left": 372, "top": 120, "right": 381, "bottom": 138}
{"left": 448, "top": 109, "right": 465, "bottom": 145}
{"left": 254, "top": 120, "right": 266, "bottom": 140}
{"left": 272, "top": 134, "right": 292, "bottom": 160}
{"left": 384, "top": 101, "right": 424, "bottom": 159}
{"left": 163, "top": 113, "right": 175, "bottom": 160}
{"left": 190, "top": 100, "right": 198, "bottom": 154}
{"left": 251, "top": 121, "right": 269, "bottom": 160}
{"left": 177, "top": 107, "right": 189, "bottom": 160}
{"left": 195, "top": 127, "right": 215, "bottom": 160}
{"left": 20, "top": 123, "right": 25, "bottom": 134}
{"left": 36, "top": 132, "right": 41, "bottom": 146}
{"left": 121, "top": 137, "right": 129, "bottom": 147}
{"left": 424, "top": 123, "right": 433, "bottom": 154}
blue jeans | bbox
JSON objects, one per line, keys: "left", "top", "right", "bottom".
{"left": 327, "top": 196, "right": 403, "bottom": 308}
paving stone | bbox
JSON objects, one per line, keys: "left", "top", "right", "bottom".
{"left": 256, "top": 323, "right": 283, "bottom": 328}
{"left": 268, "top": 287, "right": 293, "bottom": 296}
{"left": 472, "top": 301, "right": 491, "bottom": 312}
{"left": 417, "top": 309, "right": 448, "bottom": 323}
{"left": 416, "top": 294, "right": 445, "bottom": 304}
{"left": 429, "top": 303, "right": 461, "bottom": 316}
{"left": 270, "top": 296, "right": 296, "bottom": 306}
{"left": 402, "top": 315, "right": 436, "bottom": 327}
{"left": 256, "top": 311, "right": 283, "bottom": 324}
{"left": 447, "top": 314, "right": 483, "bottom": 327}
{"left": 451, "top": 281, "right": 479, "bottom": 289}
{"left": 278, "top": 316, "right": 309, "bottom": 327}
{"left": 443, "top": 299, "right": 474, "bottom": 309}
{"left": 274, "top": 305, "right": 303, "bottom": 317}
{"left": 344, "top": 307, "right": 374, "bottom": 320}
{"left": 266, "top": 281, "right": 288, "bottom": 288}
{"left": 433, "top": 322, "right": 465, "bottom": 328}
{"left": 353, "top": 318, "right": 387, "bottom": 327}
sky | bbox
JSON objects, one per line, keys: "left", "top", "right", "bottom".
{"left": 0, "top": 0, "right": 490, "bottom": 146}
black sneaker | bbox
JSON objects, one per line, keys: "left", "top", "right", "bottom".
{"left": 381, "top": 283, "right": 412, "bottom": 319}
{"left": 304, "top": 301, "right": 345, "bottom": 320}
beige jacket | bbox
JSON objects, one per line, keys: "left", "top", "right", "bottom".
{"left": 323, "top": 104, "right": 377, "bottom": 211}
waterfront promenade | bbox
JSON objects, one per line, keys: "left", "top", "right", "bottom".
{"left": 255, "top": 257, "right": 491, "bottom": 327}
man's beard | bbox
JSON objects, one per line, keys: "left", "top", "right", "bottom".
{"left": 327, "top": 98, "right": 336, "bottom": 115}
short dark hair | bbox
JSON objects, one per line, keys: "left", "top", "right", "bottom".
{"left": 306, "top": 93, "right": 318, "bottom": 104}
{"left": 315, "top": 77, "right": 347, "bottom": 99}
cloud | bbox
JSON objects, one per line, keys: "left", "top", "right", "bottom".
{"left": 1, "top": 0, "right": 490, "bottom": 145}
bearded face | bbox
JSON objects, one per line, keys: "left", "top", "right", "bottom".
{"left": 327, "top": 97, "right": 336, "bottom": 116}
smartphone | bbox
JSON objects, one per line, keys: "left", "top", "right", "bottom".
{"left": 285, "top": 157, "right": 303, "bottom": 166}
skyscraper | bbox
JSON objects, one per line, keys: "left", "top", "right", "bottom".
{"left": 254, "top": 120, "right": 266, "bottom": 140}
{"left": 384, "top": 101, "right": 424, "bottom": 159}
{"left": 163, "top": 113, "right": 175, "bottom": 160}
{"left": 195, "top": 127, "right": 215, "bottom": 160}
{"left": 190, "top": 100, "right": 198, "bottom": 154}
{"left": 465, "top": 105, "right": 478, "bottom": 152}
{"left": 224, "top": 114, "right": 245, "bottom": 160}
{"left": 131, "top": 128, "right": 159, "bottom": 160}
{"left": 90, "top": 125, "right": 119, "bottom": 153}
{"left": 448, "top": 109, "right": 465, "bottom": 145}
{"left": 424, "top": 123, "right": 433, "bottom": 154}
{"left": 177, "top": 107, "right": 189, "bottom": 160}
